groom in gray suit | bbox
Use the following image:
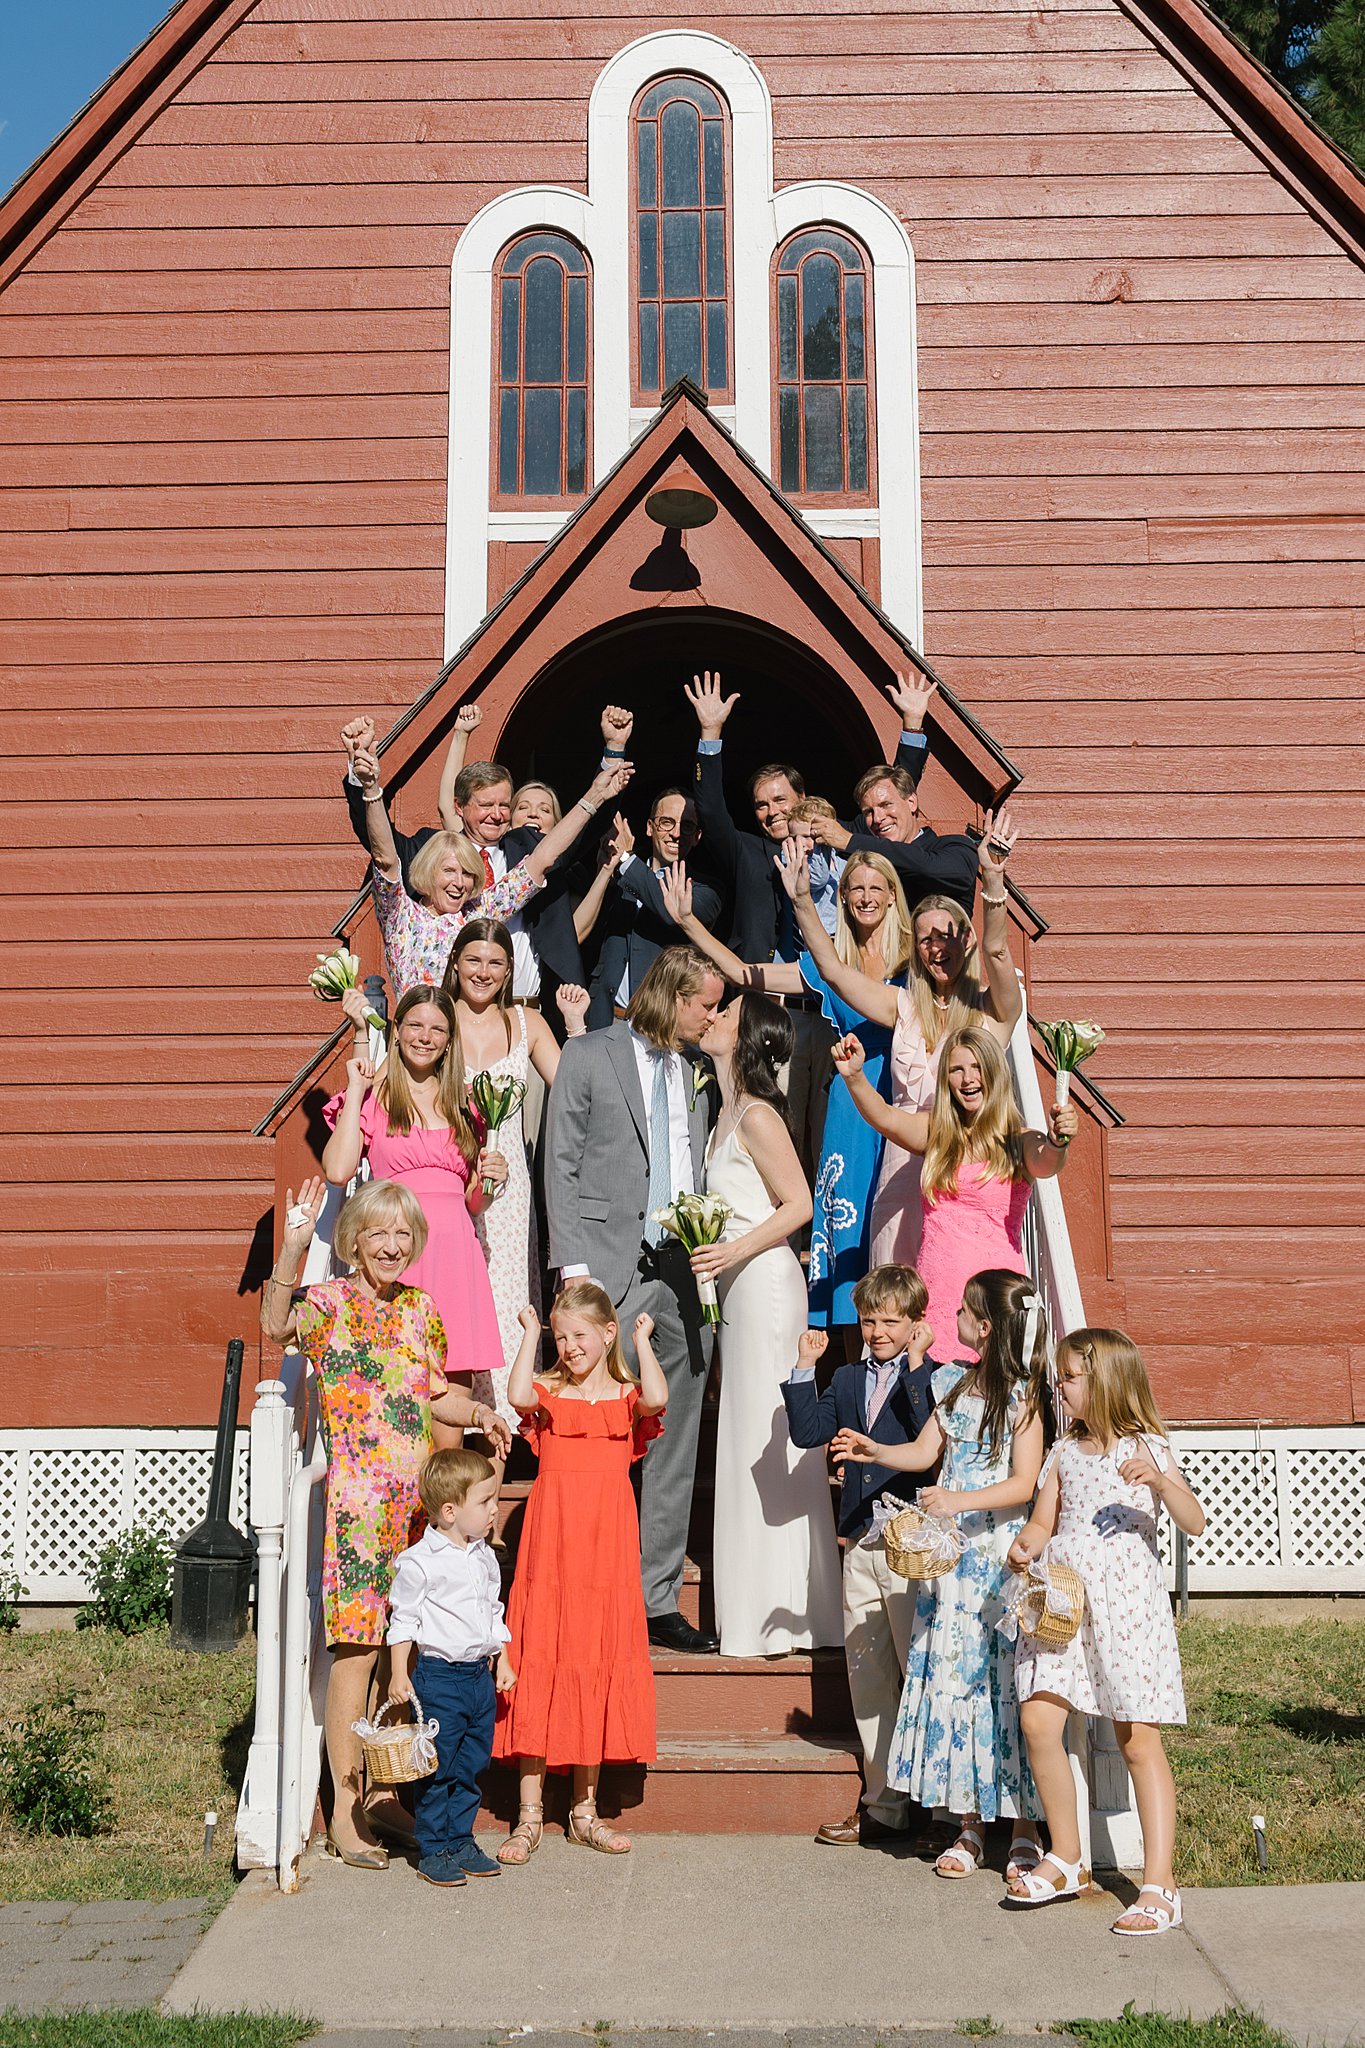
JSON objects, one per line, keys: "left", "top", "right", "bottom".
{"left": 545, "top": 947, "right": 726, "bottom": 1654}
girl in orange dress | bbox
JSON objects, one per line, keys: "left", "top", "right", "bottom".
{"left": 493, "top": 1281, "right": 667, "bottom": 1862}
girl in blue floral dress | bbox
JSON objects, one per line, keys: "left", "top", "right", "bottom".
{"left": 834, "top": 1267, "right": 1048, "bottom": 1880}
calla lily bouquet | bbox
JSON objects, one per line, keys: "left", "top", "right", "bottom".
{"left": 468, "top": 1071, "right": 528, "bottom": 1194}
{"left": 308, "top": 947, "right": 385, "bottom": 1030}
{"left": 652, "top": 1192, "right": 733, "bottom": 1325}
{"left": 1034, "top": 1018, "right": 1106, "bottom": 1106}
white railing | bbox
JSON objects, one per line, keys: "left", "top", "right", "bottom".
{"left": 0, "top": 1429, "right": 249, "bottom": 1603}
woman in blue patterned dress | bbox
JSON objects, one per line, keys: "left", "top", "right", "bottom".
{"left": 661, "top": 849, "right": 910, "bottom": 1334}
{"left": 834, "top": 1268, "right": 1048, "bottom": 1881}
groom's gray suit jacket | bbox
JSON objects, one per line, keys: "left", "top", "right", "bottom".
{"left": 545, "top": 1020, "right": 711, "bottom": 1301}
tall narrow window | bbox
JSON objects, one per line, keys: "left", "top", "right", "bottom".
{"left": 775, "top": 229, "right": 874, "bottom": 499}
{"left": 633, "top": 76, "right": 732, "bottom": 403}
{"left": 493, "top": 232, "right": 590, "bottom": 503}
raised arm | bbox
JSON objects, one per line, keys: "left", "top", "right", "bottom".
{"left": 631, "top": 1312, "right": 669, "bottom": 1417}
{"left": 259, "top": 1176, "right": 328, "bottom": 1347}
{"left": 521, "top": 762, "right": 634, "bottom": 889}
{"left": 436, "top": 703, "right": 484, "bottom": 833}
{"left": 830, "top": 1034, "right": 930, "bottom": 1151}
{"left": 320, "top": 1056, "right": 375, "bottom": 1184}
{"left": 887, "top": 669, "right": 936, "bottom": 790}
{"left": 977, "top": 806, "right": 1023, "bottom": 1042}
{"left": 507, "top": 1304, "right": 546, "bottom": 1415}
{"left": 1018, "top": 1098, "right": 1078, "bottom": 1181}
{"left": 684, "top": 669, "right": 744, "bottom": 882}
{"left": 573, "top": 814, "right": 631, "bottom": 943}
{"left": 775, "top": 840, "right": 898, "bottom": 1027}
{"left": 352, "top": 744, "right": 402, "bottom": 884}
{"left": 659, "top": 862, "right": 802, "bottom": 995}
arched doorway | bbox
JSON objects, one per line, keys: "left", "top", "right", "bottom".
{"left": 498, "top": 607, "right": 882, "bottom": 829}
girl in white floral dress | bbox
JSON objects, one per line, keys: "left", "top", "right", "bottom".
{"left": 834, "top": 1268, "right": 1046, "bottom": 1882}
{"left": 1007, "top": 1327, "right": 1206, "bottom": 1935}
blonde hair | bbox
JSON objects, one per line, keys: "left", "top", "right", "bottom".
{"left": 379, "top": 987, "right": 480, "bottom": 1163}
{"left": 835, "top": 852, "right": 912, "bottom": 978}
{"left": 625, "top": 945, "right": 717, "bottom": 1051}
{"left": 788, "top": 796, "right": 838, "bottom": 825}
{"left": 851, "top": 1263, "right": 928, "bottom": 1321}
{"left": 418, "top": 1447, "right": 495, "bottom": 1520}
{"left": 543, "top": 1280, "right": 637, "bottom": 1387}
{"left": 920, "top": 1026, "right": 1023, "bottom": 1204}
{"left": 407, "top": 829, "right": 485, "bottom": 907}
{"left": 1056, "top": 1326, "right": 1168, "bottom": 1453}
{"left": 333, "top": 1177, "right": 429, "bottom": 1269}
{"left": 511, "top": 779, "right": 562, "bottom": 826}
{"left": 908, "top": 894, "right": 985, "bottom": 1051}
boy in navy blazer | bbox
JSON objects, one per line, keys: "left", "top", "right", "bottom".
{"left": 782, "top": 1264, "right": 936, "bottom": 1847}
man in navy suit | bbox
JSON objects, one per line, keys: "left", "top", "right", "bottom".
{"left": 782, "top": 1264, "right": 937, "bottom": 1847}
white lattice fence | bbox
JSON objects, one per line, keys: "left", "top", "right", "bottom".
{"left": 1164, "top": 1429, "right": 1365, "bottom": 1593}
{"left": 0, "top": 1430, "right": 250, "bottom": 1603}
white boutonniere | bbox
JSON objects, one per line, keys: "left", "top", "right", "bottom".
{"left": 690, "top": 1060, "right": 711, "bottom": 1111}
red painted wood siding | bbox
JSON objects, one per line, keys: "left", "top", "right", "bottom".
{"left": 2, "top": 0, "right": 1363, "bottom": 1426}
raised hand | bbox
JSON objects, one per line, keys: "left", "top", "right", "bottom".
{"left": 979, "top": 806, "right": 1019, "bottom": 876}
{"left": 1048, "top": 1099, "right": 1079, "bottom": 1149}
{"left": 454, "top": 702, "right": 483, "bottom": 735}
{"left": 281, "top": 1176, "right": 327, "bottom": 1254}
{"left": 340, "top": 985, "right": 374, "bottom": 1031}
{"left": 660, "top": 860, "right": 693, "bottom": 925}
{"left": 634, "top": 1311, "right": 656, "bottom": 1344}
{"left": 601, "top": 704, "right": 634, "bottom": 750}
{"left": 589, "top": 761, "right": 635, "bottom": 806}
{"left": 341, "top": 715, "right": 375, "bottom": 765}
{"left": 609, "top": 811, "right": 635, "bottom": 864}
{"left": 353, "top": 745, "right": 381, "bottom": 793}
{"left": 796, "top": 1328, "right": 828, "bottom": 1368}
{"left": 683, "top": 668, "right": 739, "bottom": 741}
{"left": 517, "top": 1304, "right": 541, "bottom": 1333}
{"left": 830, "top": 1033, "right": 866, "bottom": 1078}
{"left": 555, "top": 982, "right": 590, "bottom": 1034}
{"left": 344, "top": 1053, "right": 376, "bottom": 1090}
{"left": 885, "top": 669, "right": 937, "bottom": 732}
{"left": 775, "top": 837, "right": 812, "bottom": 902}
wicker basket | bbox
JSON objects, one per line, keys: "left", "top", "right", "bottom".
{"left": 356, "top": 1699, "right": 440, "bottom": 1786}
{"left": 1017, "top": 1560, "right": 1086, "bottom": 1648}
{"left": 884, "top": 1504, "right": 962, "bottom": 1581}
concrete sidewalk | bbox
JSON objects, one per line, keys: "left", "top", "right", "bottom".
{"left": 166, "top": 1834, "right": 1226, "bottom": 2032}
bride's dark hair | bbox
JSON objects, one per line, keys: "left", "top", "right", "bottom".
{"left": 732, "top": 992, "right": 794, "bottom": 1126}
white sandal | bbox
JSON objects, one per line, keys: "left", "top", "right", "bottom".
{"left": 1003, "top": 1851, "right": 1089, "bottom": 1908}
{"left": 934, "top": 1827, "right": 985, "bottom": 1879}
{"left": 1112, "top": 1884, "right": 1183, "bottom": 1936}
{"left": 1005, "top": 1837, "right": 1042, "bottom": 1883}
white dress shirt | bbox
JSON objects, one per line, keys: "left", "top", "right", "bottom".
{"left": 483, "top": 843, "right": 541, "bottom": 999}
{"left": 386, "top": 1525, "right": 510, "bottom": 1663}
{"left": 629, "top": 1028, "right": 695, "bottom": 1199}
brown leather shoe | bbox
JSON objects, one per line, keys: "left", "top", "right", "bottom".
{"left": 815, "top": 1810, "right": 862, "bottom": 1846}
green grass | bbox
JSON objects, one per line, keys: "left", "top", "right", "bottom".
{"left": 1063, "top": 2008, "right": 1295, "bottom": 2048}
{"left": 0, "top": 2018, "right": 316, "bottom": 2048}
{"left": 0, "top": 1630, "right": 256, "bottom": 1905}
{"left": 1168, "top": 1616, "right": 1365, "bottom": 1886}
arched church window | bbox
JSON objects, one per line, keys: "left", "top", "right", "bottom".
{"left": 493, "top": 232, "right": 591, "bottom": 503}
{"left": 775, "top": 228, "right": 874, "bottom": 499}
{"left": 633, "top": 76, "right": 732, "bottom": 403}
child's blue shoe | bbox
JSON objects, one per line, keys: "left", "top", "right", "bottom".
{"left": 449, "top": 1836, "right": 502, "bottom": 1878}
{"left": 416, "top": 1852, "right": 468, "bottom": 1887}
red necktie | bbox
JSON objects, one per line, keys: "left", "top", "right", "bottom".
{"left": 480, "top": 848, "right": 495, "bottom": 889}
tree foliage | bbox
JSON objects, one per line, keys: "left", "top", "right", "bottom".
{"left": 1208, "top": 1, "right": 1365, "bottom": 165}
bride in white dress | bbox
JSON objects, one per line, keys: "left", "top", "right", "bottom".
{"left": 692, "top": 994, "right": 844, "bottom": 1658}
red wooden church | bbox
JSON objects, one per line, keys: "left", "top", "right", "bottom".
{"left": 3, "top": 0, "right": 1364, "bottom": 1445}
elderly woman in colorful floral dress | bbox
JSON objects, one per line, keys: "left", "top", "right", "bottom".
{"left": 262, "top": 1174, "right": 512, "bottom": 1869}
{"left": 350, "top": 737, "right": 630, "bottom": 999}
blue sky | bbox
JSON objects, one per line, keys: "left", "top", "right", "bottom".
{"left": 1, "top": 1, "right": 174, "bottom": 195}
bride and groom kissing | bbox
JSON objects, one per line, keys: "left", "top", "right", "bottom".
{"left": 544, "top": 946, "right": 842, "bottom": 1659}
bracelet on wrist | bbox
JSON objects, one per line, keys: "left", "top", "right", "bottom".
{"left": 577, "top": 797, "right": 599, "bottom": 817}
{"left": 981, "top": 892, "right": 1008, "bottom": 907}
{"left": 362, "top": 787, "right": 385, "bottom": 803}
{"left": 603, "top": 746, "right": 626, "bottom": 759}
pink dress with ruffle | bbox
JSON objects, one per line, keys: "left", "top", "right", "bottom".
{"left": 918, "top": 1164, "right": 1030, "bottom": 1363}
{"left": 323, "top": 1089, "right": 502, "bottom": 1385}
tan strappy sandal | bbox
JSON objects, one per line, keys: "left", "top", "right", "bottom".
{"left": 497, "top": 1803, "right": 544, "bottom": 1866}
{"left": 567, "top": 1801, "right": 631, "bottom": 1854}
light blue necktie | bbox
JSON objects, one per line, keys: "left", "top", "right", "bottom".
{"left": 644, "top": 1053, "right": 672, "bottom": 1246}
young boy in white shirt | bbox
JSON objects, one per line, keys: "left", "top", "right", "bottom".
{"left": 387, "top": 1448, "right": 516, "bottom": 1887}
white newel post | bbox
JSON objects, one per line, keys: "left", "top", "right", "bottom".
{"left": 235, "top": 1377, "right": 291, "bottom": 1870}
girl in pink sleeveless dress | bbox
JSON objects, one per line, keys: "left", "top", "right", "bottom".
{"left": 830, "top": 1025, "right": 1077, "bottom": 1361}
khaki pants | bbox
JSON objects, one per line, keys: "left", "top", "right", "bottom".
{"left": 841, "top": 1533, "right": 917, "bottom": 1828}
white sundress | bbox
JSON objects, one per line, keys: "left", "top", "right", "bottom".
{"left": 1015, "top": 1432, "right": 1187, "bottom": 1725}
{"left": 468, "top": 1006, "right": 541, "bottom": 1429}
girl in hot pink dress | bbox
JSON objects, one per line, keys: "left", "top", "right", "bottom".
{"left": 830, "top": 1025, "right": 1077, "bottom": 1361}
{"left": 323, "top": 985, "right": 503, "bottom": 1406}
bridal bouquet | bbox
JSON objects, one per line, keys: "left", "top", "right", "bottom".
{"left": 651, "top": 1192, "right": 732, "bottom": 1325}
{"left": 1034, "top": 1018, "right": 1106, "bottom": 1106}
{"left": 307, "top": 947, "right": 385, "bottom": 1030}
{"left": 467, "top": 1070, "right": 528, "bottom": 1195}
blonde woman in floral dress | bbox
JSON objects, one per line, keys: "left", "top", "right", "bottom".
{"left": 261, "top": 1176, "right": 511, "bottom": 1868}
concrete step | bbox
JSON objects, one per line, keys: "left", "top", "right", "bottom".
{"left": 477, "top": 1729, "right": 862, "bottom": 1835}
{"left": 652, "top": 1649, "right": 853, "bottom": 1735}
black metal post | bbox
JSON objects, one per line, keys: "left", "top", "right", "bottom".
{"left": 171, "top": 1338, "right": 256, "bottom": 1653}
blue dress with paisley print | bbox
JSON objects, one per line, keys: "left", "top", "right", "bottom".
{"left": 801, "top": 950, "right": 901, "bottom": 1327}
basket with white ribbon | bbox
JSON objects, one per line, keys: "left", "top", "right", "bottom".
{"left": 351, "top": 1698, "right": 440, "bottom": 1785}
{"left": 1000, "top": 1552, "right": 1086, "bottom": 1648}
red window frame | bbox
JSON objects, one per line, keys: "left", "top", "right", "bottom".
{"left": 491, "top": 230, "right": 592, "bottom": 508}
{"left": 631, "top": 75, "right": 734, "bottom": 406}
{"left": 772, "top": 227, "right": 876, "bottom": 504}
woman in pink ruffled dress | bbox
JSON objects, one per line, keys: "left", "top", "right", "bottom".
{"left": 830, "top": 1026, "right": 1076, "bottom": 1361}
{"left": 777, "top": 814, "right": 1022, "bottom": 1267}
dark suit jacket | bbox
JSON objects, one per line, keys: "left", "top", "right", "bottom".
{"left": 782, "top": 1355, "right": 936, "bottom": 1543}
{"left": 840, "top": 823, "right": 978, "bottom": 918}
{"left": 584, "top": 859, "right": 723, "bottom": 1029}
{"left": 692, "top": 735, "right": 932, "bottom": 962}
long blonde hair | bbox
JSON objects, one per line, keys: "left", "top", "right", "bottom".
{"left": 379, "top": 986, "right": 479, "bottom": 1163}
{"left": 543, "top": 1281, "right": 637, "bottom": 1388}
{"left": 1056, "top": 1327, "right": 1168, "bottom": 1453}
{"left": 920, "top": 1026, "right": 1023, "bottom": 1204}
{"left": 625, "top": 945, "right": 715, "bottom": 1051}
{"left": 832, "top": 853, "right": 912, "bottom": 978}
{"left": 907, "top": 893, "right": 985, "bottom": 1051}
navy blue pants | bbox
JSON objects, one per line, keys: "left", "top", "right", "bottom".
{"left": 412, "top": 1654, "right": 496, "bottom": 1858}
